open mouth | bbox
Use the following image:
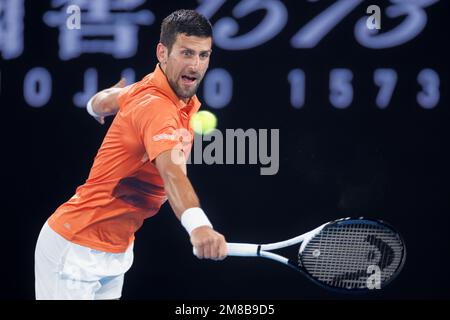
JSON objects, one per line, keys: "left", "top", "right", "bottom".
{"left": 181, "top": 75, "right": 197, "bottom": 85}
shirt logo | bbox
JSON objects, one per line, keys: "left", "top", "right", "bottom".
{"left": 152, "top": 133, "right": 177, "bottom": 141}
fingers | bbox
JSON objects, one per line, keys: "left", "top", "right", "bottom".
{"left": 204, "top": 240, "right": 213, "bottom": 259}
{"left": 112, "top": 78, "right": 126, "bottom": 88}
{"left": 193, "top": 239, "right": 211, "bottom": 259}
{"left": 192, "top": 230, "right": 227, "bottom": 261}
{"left": 95, "top": 116, "right": 105, "bottom": 125}
{"left": 213, "top": 234, "right": 227, "bottom": 261}
{"left": 219, "top": 239, "right": 228, "bottom": 260}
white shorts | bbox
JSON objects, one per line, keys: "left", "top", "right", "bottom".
{"left": 34, "top": 221, "right": 134, "bottom": 300}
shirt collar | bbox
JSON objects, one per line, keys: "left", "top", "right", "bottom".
{"left": 149, "top": 63, "right": 201, "bottom": 116}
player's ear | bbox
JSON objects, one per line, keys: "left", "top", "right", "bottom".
{"left": 157, "top": 43, "right": 168, "bottom": 65}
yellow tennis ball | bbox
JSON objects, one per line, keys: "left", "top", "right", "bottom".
{"left": 190, "top": 110, "right": 217, "bottom": 135}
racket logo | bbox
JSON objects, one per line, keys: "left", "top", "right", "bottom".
{"left": 365, "top": 234, "right": 395, "bottom": 289}
{"left": 366, "top": 265, "right": 381, "bottom": 289}
{"left": 329, "top": 234, "right": 395, "bottom": 289}
{"left": 366, "top": 234, "right": 395, "bottom": 269}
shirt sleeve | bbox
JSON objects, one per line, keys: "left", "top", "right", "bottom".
{"left": 116, "top": 84, "right": 134, "bottom": 110}
{"left": 133, "top": 102, "right": 183, "bottom": 162}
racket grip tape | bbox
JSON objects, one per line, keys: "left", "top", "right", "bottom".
{"left": 193, "top": 243, "right": 260, "bottom": 257}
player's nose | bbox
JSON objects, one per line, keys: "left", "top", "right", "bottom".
{"left": 188, "top": 55, "right": 200, "bottom": 70}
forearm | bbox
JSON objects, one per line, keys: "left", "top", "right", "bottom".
{"left": 154, "top": 150, "right": 226, "bottom": 260}
{"left": 90, "top": 87, "right": 122, "bottom": 116}
{"left": 86, "top": 79, "right": 126, "bottom": 123}
{"left": 161, "top": 168, "right": 200, "bottom": 220}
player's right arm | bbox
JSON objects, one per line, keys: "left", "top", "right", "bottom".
{"left": 154, "top": 148, "right": 228, "bottom": 261}
{"left": 87, "top": 78, "right": 127, "bottom": 124}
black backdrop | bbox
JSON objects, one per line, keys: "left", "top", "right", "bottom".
{"left": 2, "top": 0, "right": 449, "bottom": 300}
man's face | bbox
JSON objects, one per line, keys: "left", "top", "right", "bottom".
{"left": 158, "top": 34, "right": 212, "bottom": 101}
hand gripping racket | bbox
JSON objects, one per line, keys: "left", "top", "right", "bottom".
{"left": 199, "top": 217, "right": 406, "bottom": 292}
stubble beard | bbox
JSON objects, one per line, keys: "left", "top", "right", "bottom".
{"left": 168, "top": 76, "right": 201, "bottom": 100}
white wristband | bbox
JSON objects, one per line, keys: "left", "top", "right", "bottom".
{"left": 86, "top": 96, "right": 101, "bottom": 118}
{"left": 181, "top": 207, "right": 213, "bottom": 235}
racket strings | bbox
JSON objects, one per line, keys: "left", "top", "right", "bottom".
{"left": 299, "top": 222, "right": 405, "bottom": 289}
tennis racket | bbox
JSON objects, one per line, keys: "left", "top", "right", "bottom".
{"left": 205, "top": 217, "right": 406, "bottom": 292}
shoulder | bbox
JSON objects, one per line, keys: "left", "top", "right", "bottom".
{"left": 133, "top": 92, "right": 178, "bottom": 119}
{"left": 125, "top": 91, "right": 179, "bottom": 134}
{"left": 118, "top": 73, "right": 172, "bottom": 107}
{"left": 119, "top": 83, "right": 177, "bottom": 116}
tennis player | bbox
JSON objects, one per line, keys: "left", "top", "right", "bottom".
{"left": 35, "top": 9, "right": 227, "bottom": 300}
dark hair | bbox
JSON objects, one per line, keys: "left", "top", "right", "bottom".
{"left": 160, "top": 9, "right": 212, "bottom": 52}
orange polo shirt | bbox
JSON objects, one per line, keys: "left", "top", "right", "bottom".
{"left": 48, "top": 64, "right": 201, "bottom": 253}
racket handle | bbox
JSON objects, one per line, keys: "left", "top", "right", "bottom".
{"left": 227, "top": 243, "right": 259, "bottom": 256}
{"left": 192, "top": 243, "right": 259, "bottom": 257}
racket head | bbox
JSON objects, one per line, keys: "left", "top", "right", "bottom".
{"left": 295, "top": 217, "right": 406, "bottom": 292}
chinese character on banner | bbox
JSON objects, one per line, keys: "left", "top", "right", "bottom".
{"left": 43, "top": 0, "right": 154, "bottom": 60}
{"left": 0, "top": 0, "right": 24, "bottom": 59}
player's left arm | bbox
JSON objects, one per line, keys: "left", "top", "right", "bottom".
{"left": 154, "top": 148, "right": 227, "bottom": 260}
{"left": 87, "top": 78, "right": 127, "bottom": 124}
